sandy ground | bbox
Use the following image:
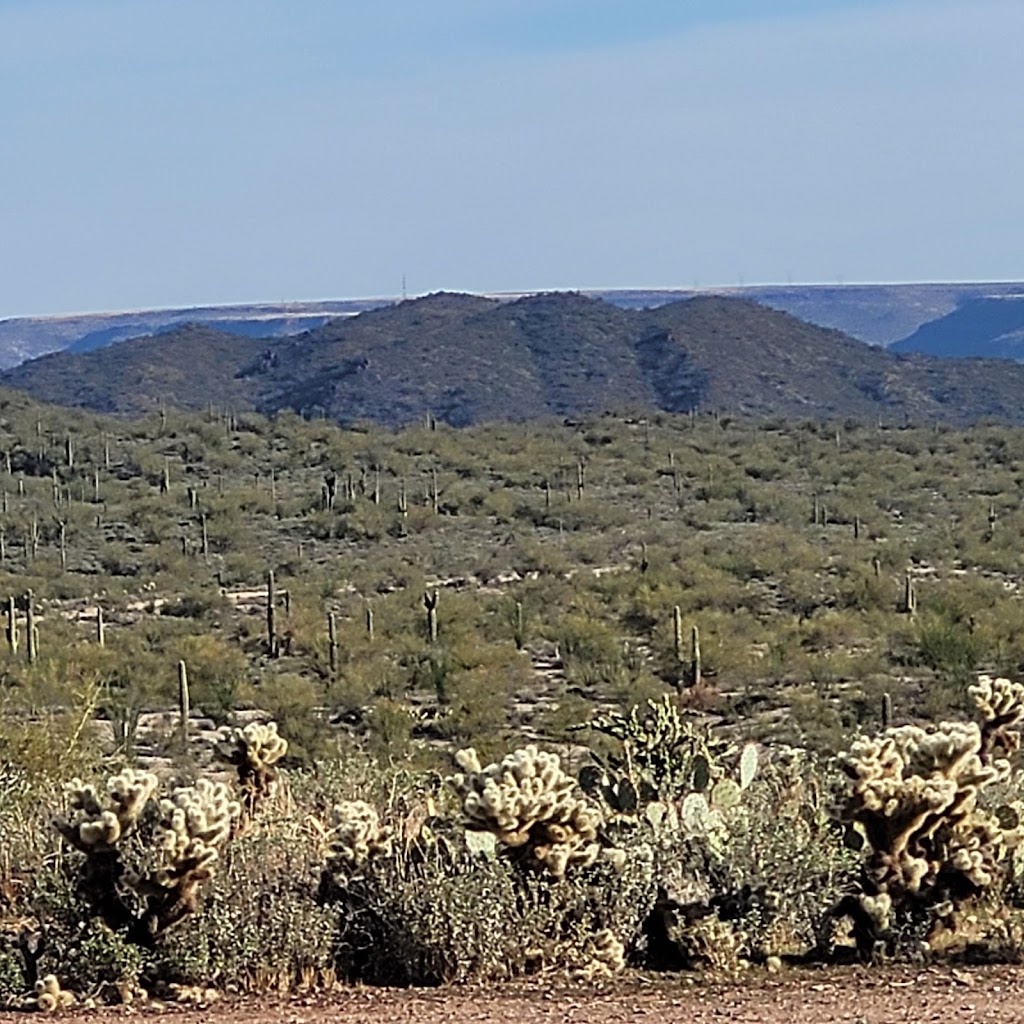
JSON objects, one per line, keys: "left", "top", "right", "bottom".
{"left": 5, "top": 966, "right": 1024, "bottom": 1024}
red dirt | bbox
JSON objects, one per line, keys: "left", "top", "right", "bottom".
{"left": 6, "top": 966, "right": 1024, "bottom": 1024}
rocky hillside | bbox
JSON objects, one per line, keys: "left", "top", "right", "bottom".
{"left": 7, "top": 291, "right": 1024, "bottom": 427}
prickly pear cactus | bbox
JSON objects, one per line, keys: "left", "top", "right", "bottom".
{"left": 584, "top": 697, "right": 755, "bottom": 803}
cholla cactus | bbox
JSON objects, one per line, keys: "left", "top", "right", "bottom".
{"left": 839, "top": 714, "right": 1012, "bottom": 957}
{"left": 842, "top": 722, "right": 1002, "bottom": 895}
{"left": 579, "top": 928, "right": 625, "bottom": 977}
{"left": 53, "top": 769, "right": 158, "bottom": 853}
{"left": 53, "top": 771, "right": 239, "bottom": 943}
{"left": 216, "top": 720, "right": 288, "bottom": 808}
{"left": 14, "top": 975, "right": 76, "bottom": 1013}
{"left": 970, "top": 674, "right": 1024, "bottom": 758}
{"left": 450, "top": 745, "right": 602, "bottom": 878}
{"left": 323, "top": 800, "right": 392, "bottom": 883}
{"left": 142, "top": 779, "right": 240, "bottom": 921}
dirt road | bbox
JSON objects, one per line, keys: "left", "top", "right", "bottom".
{"left": 5, "top": 966, "right": 1024, "bottom": 1023}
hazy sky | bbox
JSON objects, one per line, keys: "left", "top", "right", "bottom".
{"left": 2, "top": 0, "right": 1022, "bottom": 317}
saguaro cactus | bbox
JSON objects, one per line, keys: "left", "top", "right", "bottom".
{"left": 266, "top": 569, "right": 278, "bottom": 657}
{"left": 672, "top": 606, "right": 684, "bottom": 681}
{"left": 6, "top": 595, "right": 17, "bottom": 654}
{"left": 902, "top": 573, "right": 917, "bottom": 615}
{"left": 328, "top": 611, "right": 338, "bottom": 676}
{"left": 178, "top": 660, "right": 190, "bottom": 751}
{"left": 513, "top": 600, "right": 525, "bottom": 650}
{"left": 424, "top": 589, "right": 439, "bottom": 644}
{"left": 25, "top": 590, "right": 37, "bottom": 665}
{"left": 690, "top": 624, "right": 702, "bottom": 688}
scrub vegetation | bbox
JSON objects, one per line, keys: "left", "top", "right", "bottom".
{"left": 4, "top": 389, "right": 1024, "bottom": 1005}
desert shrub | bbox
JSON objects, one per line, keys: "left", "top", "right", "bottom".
{"left": 0, "top": 947, "right": 24, "bottom": 1001}
{"left": 712, "top": 751, "right": 859, "bottom": 960}
{"left": 321, "top": 791, "right": 654, "bottom": 983}
{"left": 157, "top": 816, "right": 336, "bottom": 990}
{"left": 58, "top": 921, "right": 152, "bottom": 994}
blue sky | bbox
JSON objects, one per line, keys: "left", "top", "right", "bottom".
{"left": 1, "top": 0, "right": 1022, "bottom": 317}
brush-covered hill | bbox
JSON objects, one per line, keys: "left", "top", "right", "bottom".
{"left": 0, "top": 324, "right": 264, "bottom": 417}
{"left": 8, "top": 291, "right": 1024, "bottom": 426}
{"left": 246, "top": 291, "right": 657, "bottom": 426}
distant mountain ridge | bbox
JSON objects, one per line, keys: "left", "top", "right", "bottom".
{"left": 8, "top": 290, "right": 1024, "bottom": 428}
{"left": 889, "top": 296, "right": 1024, "bottom": 360}
{"left": 3, "top": 281, "right": 1024, "bottom": 371}
{"left": 0, "top": 298, "right": 384, "bottom": 370}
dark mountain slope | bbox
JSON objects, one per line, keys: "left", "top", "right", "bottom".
{"left": 642, "top": 297, "right": 897, "bottom": 419}
{"left": 244, "top": 292, "right": 529, "bottom": 426}
{"left": 0, "top": 325, "right": 263, "bottom": 417}
{"left": 241, "top": 291, "right": 660, "bottom": 426}
{"left": 644, "top": 297, "right": 1024, "bottom": 424}
{"left": 8, "top": 291, "right": 1024, "bottom": 426}
{"left": 492, "top": 293, "right": 650, "bottom": 416}
{"left": 890, "top": 297, "right": 1024, "bottom": 360}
